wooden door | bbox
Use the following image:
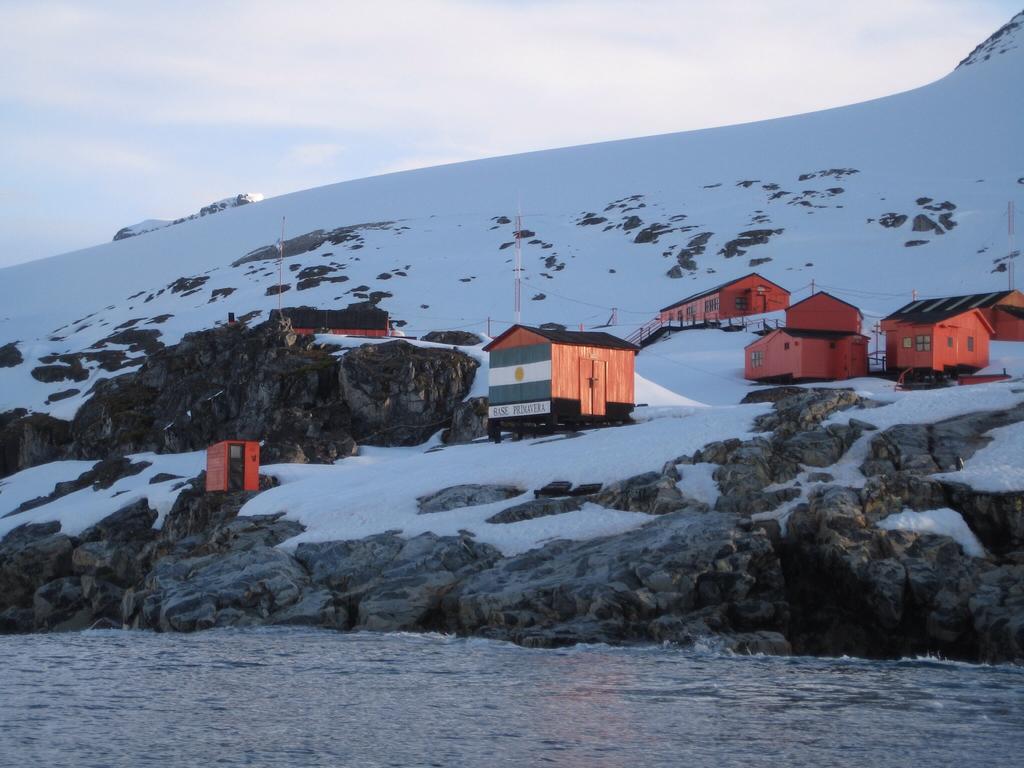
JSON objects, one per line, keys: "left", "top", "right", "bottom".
{"left": 591, "top": 360, "right": 607, "bottom": 416}
{"left": 578, "top": 358, "right": 593, "bottom": 415}
{"left": 579, "top": 358, "right": 607, "bottom": 416}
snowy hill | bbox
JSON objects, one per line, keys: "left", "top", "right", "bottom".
{"left": 0, "top": 12, "right": 1022, "bottom": 418}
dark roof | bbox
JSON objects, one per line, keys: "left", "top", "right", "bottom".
{"left": 995, "top": 304, "right": 1024, "bottom": 320}
{"left": 273, "top": 305, "right": 389, "bottom": 331}
{"left": 484, "top": 324, "right": 638, "bottom": 352}
{"left": 786, "top": 291, "right": 862, "bottom": 316}
{"left": 781, "top": 328, "right": 869, "bottom": 340}
{"left": 884, "top": 291, "right": 1015, "bottom": 323}
{"left": 660, "top": 272, "right": 789, "bottom": 312}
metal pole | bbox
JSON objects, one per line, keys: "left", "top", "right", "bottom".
{"left": 278, "top": 217, "right": 285, "bottom": 315}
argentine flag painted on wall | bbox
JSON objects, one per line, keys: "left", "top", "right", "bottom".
{"left": 488, "top": 343, "right": 551, "bottom": 406}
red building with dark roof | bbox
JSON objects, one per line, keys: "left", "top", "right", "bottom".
{"left": 659, "top": 273, "right": 790, "bottom": 325}
{"left": 881, "top": 294, "right": 997, "bottom": 374}
{"left": 744, "top": 292, "right": 869, "bottom": 382}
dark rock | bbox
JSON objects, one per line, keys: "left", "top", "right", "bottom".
{"left": 417, "top": 484, "right": 523, "bottom": 514}
{"left": 46, "top": 389, "right": 80, "bottom": 404}
{"left": 905, "top": 240, "right": 929, "bottom": 247}
{"left": 878, "top": 213, "right": 908, "bottom": 228}
{"left": 911, "top": 214, "right": 944, "bottom": 235}
{"left": 0, "top": 412, "right": 72, "bottom": 479}
{"left": 421, "top": 330, "right": 482, "bottom": 346}
{"left": 442, "top": 397, "right": 488, "bottom": 445}
{"left": 149, "top": 473, "right": 183, "bottom": 484}
{"left": 0, "top": 342, "right": 22, "bottom": 368}
{"left": 455, "top": 511, "right": 784, "bottom": 647}
{"left": 80, "top": 498, "right": 158, "bottom": 543}
{"left": 295, "top": 532, "right": 501, "bottom": 632}
{"left": 940, "top": 483, "right": 1024, "bottom": 556}
{"left": 486, "top": 496, "right": 586, "bottom": 524}
{"left": 31, "top": 362, "right": 89, "bottom": 383}
{"left": 69, "top": 320, "right": 478, "bottom": 462}
{"left": 34, "top": 577, "right": 91, "bottom": 631}
{"left": 718, "top": 229, "right": 782, "bottom": 259}
{"left": 592, "top": 471, "right": 696, "bottom": 515}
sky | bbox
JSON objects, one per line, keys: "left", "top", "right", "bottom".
{"left": 0, "top": 0, "right": 1020, "bottom": 267}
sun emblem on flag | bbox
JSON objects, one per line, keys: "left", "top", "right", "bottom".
{"left": 514, "top": 366, "right": 525, "bottom": 382}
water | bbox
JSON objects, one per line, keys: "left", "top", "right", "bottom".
{"left": 1, "top": 629, "right": 1022, "bottom": 768}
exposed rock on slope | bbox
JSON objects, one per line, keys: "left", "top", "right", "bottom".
{"left": 69, "top": 319, "right": 478, "bottom": 462}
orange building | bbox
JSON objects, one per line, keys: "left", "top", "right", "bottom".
{"left": 881, "top": 294, "right": 997, "bottom": 374}
{"left": 483, "top": 326, "right": 638, "bottom": 433}
{"left": 659, "top": 273, "right": 790, "bottom": 325}
{"left": 745, "top": 292, "right": 869, "bottom": 382}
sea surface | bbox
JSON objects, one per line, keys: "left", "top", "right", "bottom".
{"left": 1, "top": 628, "right": 1022, "bottom": 767}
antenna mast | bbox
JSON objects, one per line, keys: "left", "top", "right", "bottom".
{"left": 514, "top": 206, "right": 523, "bottom": 325}
{"left": 278, "top": 217, "right": 285, "bottom": 315}
{"left": 1010, "top": 201, "right": 1016, "bottom": 291}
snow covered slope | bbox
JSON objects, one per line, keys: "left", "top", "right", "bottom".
{"left": 1, "top": 13, "right": 1023, "bottom": 416}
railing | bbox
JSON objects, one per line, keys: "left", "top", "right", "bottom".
{"left": 626, "top": 318, "right": 666, "bottom": 347}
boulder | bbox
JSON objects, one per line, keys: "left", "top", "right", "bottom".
{"left": 486, "top": 496, "right": 586, "bottom": 524}
{"left": 33, "top": 577, "right": 91, "bottom": 631}
{"left": 417, "top": 484, "right": 522, "bottom": 514}
{"left": 421, "top": 330, "right": 482, "bottom": 346}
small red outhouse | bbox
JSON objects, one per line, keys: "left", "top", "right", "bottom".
{"left": 881, "top": 294, "right": 996, "bottom": 374}
{"left": 206, "top": 440, "right": 260, "bottom": 492}
{"left": 744, "top": 291, "right": 869, "bottom": 382}
{"left": 659, "top": 273, "right": 790, "bottom": 325}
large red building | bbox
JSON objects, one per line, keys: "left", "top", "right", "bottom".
{"left": 276, "top": 305, "right": 392, "bottom": 337}
{"left": 881, "top": 294, "right": 997, "bottom": 374}
{"left": 745, "top": 292, "right": 869, "bottom": 382}
{"left": 659, "top": 273, "right": 790, "bottom": 325}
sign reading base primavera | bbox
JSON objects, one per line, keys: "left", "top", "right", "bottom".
{"left": 488, "top": 400, "right": 551, "bottom": 419}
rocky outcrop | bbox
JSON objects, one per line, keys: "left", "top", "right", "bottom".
{"left": 69, "top": 320, "right": 478, "bottom": 462}
{"left": 454, "top": 512, "right": 787, "bottom": 650}
{"left": 443, "top": 397, "right": 488, "bottom": 444}
{"left": 0, "top": 410, "right": 72, "bottom": 479}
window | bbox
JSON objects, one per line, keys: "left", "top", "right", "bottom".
{"left": 751, "top": 350, "right": 764, "bottom": 368}
{"left": 829, "top": 342, "right": 836, "bottom": 349}
{"left": 686, "top": 305, "right": 695, "bottom": 317}
{"left": 735, "top": 296, "right": 748, "bottom": 311}
{"left": 915, "top": 335, "right": 931, "bottom": 351}
{"left": 947, "top": 336, "right": 954, "bottom": 348}
{"left": 704, "top": 296, "right": 719, "bottom": 313}
{"left": 784, "top": 342, "right": 790, "bottom": 350}
{"left": 967, "top": 336, "right": 974, "bottom": 352}
{"left": 902, "top": 337, "right": 912, "bottom": 349}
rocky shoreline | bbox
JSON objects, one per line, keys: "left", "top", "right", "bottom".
{"left": 2, "top": 380, "right": 1023, "bottom": 663}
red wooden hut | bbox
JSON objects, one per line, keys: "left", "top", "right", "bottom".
{"left": 276, "top": 305, "right": 392, "bottom": 337}
{"left": 881, "top": 294, "right": 996, "bottom": 374}
{"left": 206, "top": 440, "right": 260, "bottom": 492}
{"left": 744, "top": 292, "right": 869, "bottom": 382}
{"left": 659, "top": 273, "right": 790, "bottom": 325}
{"left": 483, "top": 325, "right": 638, "bottom": 436}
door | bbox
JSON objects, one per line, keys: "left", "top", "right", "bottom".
{"left": 578, "top": 359, "right": 607, "bottom": 416}
{"left": 228, "top": 443, "right": 245, "bottom": 491}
